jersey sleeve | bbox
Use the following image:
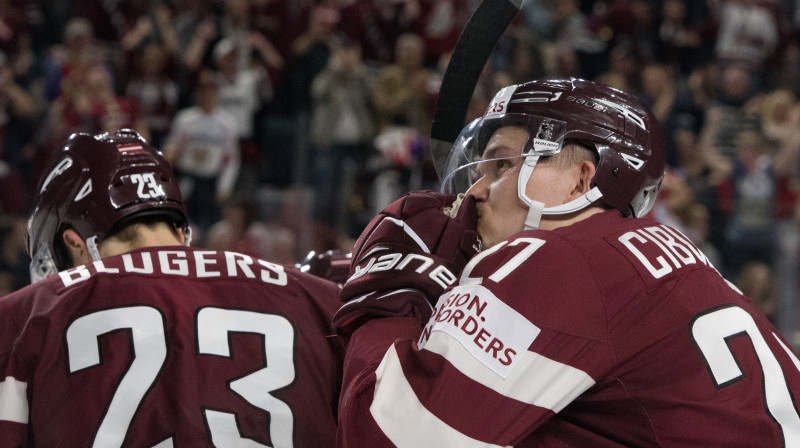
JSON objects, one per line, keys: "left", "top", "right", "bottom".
{"left": 0, "top": 284, "right": 52, "bottom": 447}
{"left": 336, "top": 316, "right": 428, "bottom": 447}
{"left": 0, "top": 343, "right": 31, "bottom": 447}
{"left": 336, "top": 233, "right": 614, "bottom": 447}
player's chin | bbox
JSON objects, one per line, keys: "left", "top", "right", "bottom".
{"left": 476, "top": 223, "right": 500, "bottom": 250}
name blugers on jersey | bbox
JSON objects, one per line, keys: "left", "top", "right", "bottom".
{"left": 59, "top": 249, "right": 289, "bottom": 288}
{"left": 0, "top": 246, "right": 344, "bottom": 447}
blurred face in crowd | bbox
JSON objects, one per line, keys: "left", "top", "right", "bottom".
{"left": 216, "top": 49, "right": 239, "bottom": 77}
{"left": 65, "top": 18, "right": 93, "bottom": 51}
{"left": 140, "top": 44, "right": 166, "bottom": 77}
{"left": 332, "top": 43, "right": 362, "bottom": 75}
{"left": 395, "top": 34, "right": 424, "bottom": 70}
{"left": 662, "top": 0, "right": 686, "bottom": 23}
{"left": 225, "top": 0, "right": 249, "bottom": 21}
{"left": 735, "top": 131, "right": 763, "bottom": 170}
{"left": 642, "top": 64, "right": 672, "bottom": 97}
{"left": 195, "top": 72, "right": 219, "bottom": 112}
{"left": 85, "top": 66, "right": 114, "bottom": 102}
{"left": 722, "top": 66, "right": 752, "bottom": 102}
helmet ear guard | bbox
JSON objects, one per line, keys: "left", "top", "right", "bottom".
{"left": 591, "top": 141, "right": 661, "bottom": 218}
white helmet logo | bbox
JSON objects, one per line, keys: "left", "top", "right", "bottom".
{"left": 41, "top": 157, "right": 73, "bottom": 193}
{"left": 621, "top": 153, "right": 645, "bottom": 170}
{"left": 74, "top": 180, "right": 92, "bottom": 201}
{"left": 595, "top": 99, "right": 646, "bottom": 130}
{"left": 515, "top": 90, "right": 563, "bottom": 103}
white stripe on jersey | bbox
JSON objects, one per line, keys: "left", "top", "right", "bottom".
{"left": 371, "top": 345, "right": 511, "bottom": 448}
{"left": 423, "top": 331, "right": 596, "bottom": 412}
{"left": 0, "top": 376, "right": 28, "bottom": 423}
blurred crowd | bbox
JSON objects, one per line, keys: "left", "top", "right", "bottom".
{"left": 0, "top": 0, "right": 799, "bottom": 340}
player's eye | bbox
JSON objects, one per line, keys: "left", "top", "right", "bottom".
{"left": 496, "top": 158, "right": 514, "bottom": 175}
{"left": 475, "top": 158, "right": 514, "bottom": 180}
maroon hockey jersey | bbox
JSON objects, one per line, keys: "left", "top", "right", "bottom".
{"left": 0, "top": 247, "right": 344, "bottom": 447}
{"left": 337, "top": 210, "right": 800, "bottom": 447}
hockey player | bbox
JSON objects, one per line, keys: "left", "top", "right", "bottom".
{"left": 0, "top": 129, "right": 343, "bottom": 446}
{"left": 334, "top": 78, "right": 800, "bottom": 447}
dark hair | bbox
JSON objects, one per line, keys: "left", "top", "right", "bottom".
{"left": 547, "top": 139, "right": 599, "bottom": 169}
{"left": 105, "top": 215, "right": 181, "bottom": 245}
{"left": 54, "top": 214, "right": 181, "bottom": 269}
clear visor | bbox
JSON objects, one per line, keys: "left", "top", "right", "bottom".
{"left": 440, "top": 113, "right": 568, "bottom": 194}
{"left": 29, "top": 241, "right": 58, "bottom": 283}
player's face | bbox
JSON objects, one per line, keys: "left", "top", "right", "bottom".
{"left": 465, "top": 126, "right": 529, "bottom": 248}
{"left": 466, "top": 126, "right": 581, "bottom": 247}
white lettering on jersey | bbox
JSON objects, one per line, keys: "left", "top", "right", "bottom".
{"left": 618, "top": 225, "right": 710, "bottom": 279}
{"left": 257, "top": 259, "right": 288, "bottom": 286}
{"left": 195, "top": 251, "right": 221, "bottom": 278}
{"left": 160, "top": 251, "right": 189, "bottom": 276}
{"left": 123, "top": 253, "right": 154, "bottom": 273}
{"left": 60, "top": 265, "right": 91, "bottom": 287}
{"left": 225, "top": 252, "right": 257, "bottom": 278}
{"left": 419, "top": 285, "right": 540, "bottom": 378}
{"left": 58, "top": 251, "right": 289, "bottom": 288}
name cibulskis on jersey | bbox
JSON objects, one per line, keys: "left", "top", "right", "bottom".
{"left": 57, "top": 250, "right": 289, "bottom": 288}
{"left": 617, "top": 224, "right": 716, "bottom": 279}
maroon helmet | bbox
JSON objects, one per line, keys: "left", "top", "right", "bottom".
{"left": 27, "top": 129, "right": 187, "bottom": 282}
{"left": 441, "top": 78, "right": 665, "bottom": 227}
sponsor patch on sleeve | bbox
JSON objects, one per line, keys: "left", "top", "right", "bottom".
{"left": 418, "top": 285, "right": 540, "bottom": 378}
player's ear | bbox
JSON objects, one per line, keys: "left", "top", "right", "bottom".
{"left": 62, "top": 229, "right": 91, "bottom": 267}
{"left": 572, "top": 160, "right": 596, "bottom": 197}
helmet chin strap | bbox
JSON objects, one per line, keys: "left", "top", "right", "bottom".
{"left": 518, "top": 155, "right": 544, "bottom": 230}
{"left": 183, "top": 226, "right": 193, "bottom": 247}
{"left": 517, "top": 155, "right": 604, "bottom": 231}
{"left": 86, "top": 235, "right": 102, "bottom": 262}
